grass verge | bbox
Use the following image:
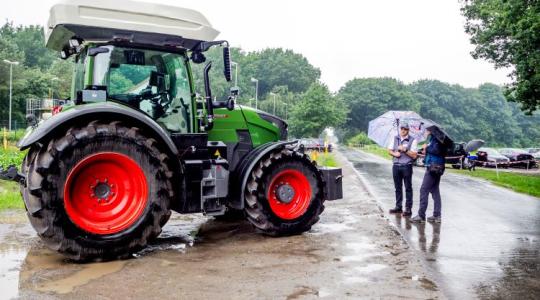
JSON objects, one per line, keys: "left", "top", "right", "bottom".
{"left": 0, "top": 180, "right": 24, "bottom": 210}
{"left": 353, "top": 145, "right": 391, "bottom": 160}
{"left": 450, "top": 169, "right": 540, "bottom": 198}
{"left": 313, "top": 152, "right": 339, "bottom": 167}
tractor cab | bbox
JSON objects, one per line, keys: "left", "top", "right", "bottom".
{"left": 47, "top": 0, "right": 233, "bottom": 133}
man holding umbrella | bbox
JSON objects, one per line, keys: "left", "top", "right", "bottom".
{"left": 387, "top": 122, "right": 418, "bottom": 217}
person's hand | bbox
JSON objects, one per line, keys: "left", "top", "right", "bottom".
{"left": 394, "top": 151, "right": 401, "bottom": 158}
{"left": 422, "top": 143, "right": 427, "bottom": 151}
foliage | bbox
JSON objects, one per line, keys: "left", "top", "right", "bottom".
{"left": 191, "top": 47, "right": 320, "bottom": 104}
{"left": 315, "top": 152, "right": 338, "bottom": 167}
{"left": 0, "top": 146, "right": 25, "bottom": 168}
{"left": 288, "top": 83, "right": 348, "bottom": 138}
{"left": 461, "top": 0, "right": 540, "bottom": 113}
{"left": 0, "top": 22, "right": 71, "bottom": 128}
{"left": 346, "top": 132, "right": 374, "bottom": 146}
{"left": 338, "top": 78, "right": 419, "bottom": 132}
{"left": 451, "top": 168, "right": 540, "bottom": 198}
{"left": 338, "top": 78, "right": 540, "bottom": 147}
{"left": 0, "top": 180, "right": 24, "bottom": 210}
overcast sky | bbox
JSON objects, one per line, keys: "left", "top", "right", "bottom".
{"left": 2, "top": 0, "right": 510, "bottom": 91}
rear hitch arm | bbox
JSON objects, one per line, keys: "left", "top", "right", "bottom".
{"left": 0, "top": 165, "right": 25, "bottom": 184}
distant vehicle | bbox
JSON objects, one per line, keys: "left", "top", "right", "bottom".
{"left": 498, "top": 148, "right": 537, "bottom": 168}
{"left": 526, "top": 148, "right": 540, "bottom": 159}
{"left": 475, "top": 148, "right": 510, "bottom": 168}
{"left": 299, "top": 138, "right": 332, "bottom": 152}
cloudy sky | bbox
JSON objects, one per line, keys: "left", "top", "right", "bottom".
{"left": 2, "top": 0, "right": 510, "bottom": 91}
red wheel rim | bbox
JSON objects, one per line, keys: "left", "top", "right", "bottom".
{"left": 64, "top": 152, "right": 148, "bottom": 235}
{"left": 267, "top": 169, "right": 312, "bottom": 220}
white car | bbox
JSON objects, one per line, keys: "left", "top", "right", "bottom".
{"left": 475, "top": 148, "right": 510, "bottom": 167}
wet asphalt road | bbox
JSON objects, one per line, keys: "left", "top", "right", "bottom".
{"left": 0, "top": 151, "right": 441, "bottom": 300}
{"left": 342, "top": 148, "right": 540, "bottom": 299}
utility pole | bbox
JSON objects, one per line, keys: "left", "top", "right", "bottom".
{"left": 3, "top": 59, "right": 19, "bottom": 131}
{"left": 250, "top": 77, "right": 258, "bottom": 109}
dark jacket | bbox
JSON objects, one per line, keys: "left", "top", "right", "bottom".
{"left": 425, "top": 136, "right": 445, "bottom": 166}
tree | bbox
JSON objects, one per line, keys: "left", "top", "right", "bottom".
{"left": 288, "top": 83, "right": 348, "bottom": 138}
{"left": 462, "top": 0, "right": 540, "bottom": 113}
{"left": 337, "top": 78, "right": 420, "bottom": 135}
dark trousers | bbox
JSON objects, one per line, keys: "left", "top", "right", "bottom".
{"left": 392, "top": 164, "right": 413, "bottom": 211}
{"left": 418, "top": 170, "right": 442, "bottom": 218}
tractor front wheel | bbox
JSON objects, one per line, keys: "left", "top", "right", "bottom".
{"left": 21, "top": 121, "right": 174, "bottom": 261}
{"left": 244, "top": 148, "right": 324, "bottom": 236}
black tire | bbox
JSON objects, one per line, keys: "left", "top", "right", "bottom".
{"left": 244, "top": 148, "right": 324, "bottom": 236}
{"left": 21, "top": 121, "right": 174, "bottom": 261}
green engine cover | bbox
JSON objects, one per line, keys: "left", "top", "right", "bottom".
{"left": 208, "top": 105, "right": 283, "bottom": 147}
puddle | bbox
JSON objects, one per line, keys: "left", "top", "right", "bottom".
{"left": 35, "top": 260, "right": 127, "bottom": 294}
{"left": 310, "top": 223, "right": 354, "bottom": 234}
{"left": 0, "top": 249, "right": 26, "bottom": 300}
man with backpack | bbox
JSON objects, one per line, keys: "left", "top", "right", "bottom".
{"left": 387, "top": 122, "right": 418, "bottom": 217}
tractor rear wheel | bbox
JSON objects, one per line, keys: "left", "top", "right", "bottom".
{"left": 21, "top": 121, "right": 174, "bottom": 261}
{"left": 244, "top": 148, "right": 324, "bottom": 236}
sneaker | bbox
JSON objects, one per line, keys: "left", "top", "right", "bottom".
{"left": 389, "top": 208, "right": 403, "bottom": 214}
{"left": 410, "top": 215, "right": 425, "bottom": 223}
{"left": 402, "top": 210, "right": 412, "bottom": 217}
{"left": 427, "top": 216, "right": 441, "bottom": 223}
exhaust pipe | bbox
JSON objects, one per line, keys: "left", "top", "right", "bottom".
{"left": 203, "top": 62, "right": 214, "bottom": 131}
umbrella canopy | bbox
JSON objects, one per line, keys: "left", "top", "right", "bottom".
{"left": 423, "top": 119, "right": 454, "bottom": 148}
{"left": 464, "top": 139, "right": 485, "bottom": 152}
{"left": 368, "top": 111, "right": 428, "bottom": 148}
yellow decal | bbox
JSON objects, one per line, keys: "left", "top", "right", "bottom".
{"left": 214, "top": 149, "right": 221, "bottom": 157}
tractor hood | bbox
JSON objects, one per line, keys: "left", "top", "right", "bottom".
{"left": 240, "top": 106, "right": 288, "bottom": 141}
{"left": 46, "top": 0, "right": 220, "bottom": 51}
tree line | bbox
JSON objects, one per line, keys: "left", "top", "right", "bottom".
{"left": 0, "top": 22, "right": 538, "bottom": 147}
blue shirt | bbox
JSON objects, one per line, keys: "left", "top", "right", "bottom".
{"left": 424, "top": 136, "right": 445, "bottom": 166}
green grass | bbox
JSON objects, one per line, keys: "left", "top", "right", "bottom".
{"left": 354, "top": 144, "right": 391, "bottom": 160}
{"left": 450, "top": 169, "right": 540, "bottom": 198}
{"left": 0, "top": 146, "right": 26, "bottom": 169}
{"left": 314, "top": 152, "right": 339, "bottom": 167}
{"left": 0, "top": 180, "right": 24, "bottom": 210}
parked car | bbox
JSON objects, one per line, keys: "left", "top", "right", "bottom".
{"left": 498, "top": 148, "right": 537, "bottom": 168}
{"left": 475, "top": 147, "right": 510, "bottom": 168}
{"left": 526, "top": 148, "right": 540, "bottom": 159}
{"left": 299, "top": 138, "right": 331, "bottom": 152}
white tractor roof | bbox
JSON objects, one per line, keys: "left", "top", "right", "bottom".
{"left": 46, "top": 0, "right": 220, "bottom": 51}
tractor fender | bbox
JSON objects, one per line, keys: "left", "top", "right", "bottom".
{"left": 17, "top": 102, "right": 179, "bottom": 156}
{"left": 229, "top": 140, "right": 298, "bottom": 210}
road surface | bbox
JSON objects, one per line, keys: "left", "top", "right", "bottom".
{"left": 342, "top": 147, "right": 540, "bottom": 299}
{"left": 0, "top": 151, "right": 441, "bottom": 300}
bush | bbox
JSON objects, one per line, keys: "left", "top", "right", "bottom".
{"left": 0, "top": 147, "right": 26, "bottom": 168}
{"left": 347, "top": 132, "right": 373, "bottom": 147}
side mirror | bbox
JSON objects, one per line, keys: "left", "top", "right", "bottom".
{"left": 223, "top": 47, "right": 232, "bottom": 82}
{"left": 191, "top": 52, "right": 206, "bottom": 64}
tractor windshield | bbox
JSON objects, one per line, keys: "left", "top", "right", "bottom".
{"left": 78, "top": 45, "right": 193, "bottom": 133}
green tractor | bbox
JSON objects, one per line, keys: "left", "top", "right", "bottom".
{"left": 15, "top": 0, "right": 342, "bottom": 261}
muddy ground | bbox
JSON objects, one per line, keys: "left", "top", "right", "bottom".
{"left": 0, "top": 151, "right": 442, "bottom": 299}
